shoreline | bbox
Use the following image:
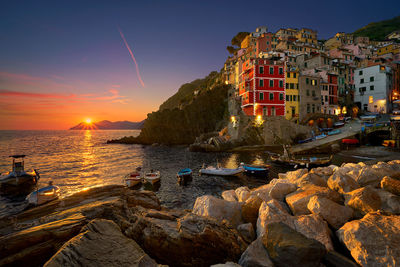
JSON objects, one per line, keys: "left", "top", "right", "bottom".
{"left": 1, "top": 158, "right": 400, "bottom": 266}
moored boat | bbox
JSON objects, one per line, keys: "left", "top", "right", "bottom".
{"left": 342, "top": 138, "right": 359, "bottom": 145}
{"left": 26, "top": 182, "right": 60, "bottom": 206}
{"left": 177, "top": 168, "right": 192, "bottom": 185}
{"left": 199, "top": 164, "right": 244, "bottom": 176}
{"left": 124, "top": 167, "right": 143, "bottom": 188}
{"left": 334, "top": 122, "right": 345, "bottom": 128}
{"left": 314, "top": 133, "right": 327, "bottom": 140}
{"left": 0, "top": 155, "right": 40, "bottom": 195}
{"left": 143, "top": 170, "right": 161, "bottom": 185}
{"left": 327, "top": 129, "right": 341, "bottom": 136}
{"left": 240, "top": 163, "right": 269, "bottom": 178}
{"left": 270, "top": 154, "right": 333, "bottom": 169}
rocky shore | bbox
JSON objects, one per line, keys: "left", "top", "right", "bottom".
{"left": 2, "top": 160, "right": 400, "bottom": 266}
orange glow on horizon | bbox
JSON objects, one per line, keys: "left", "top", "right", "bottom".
{"left": 85, "top": 118, "right": 92, "bottom": 124}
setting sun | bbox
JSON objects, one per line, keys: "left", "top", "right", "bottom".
{"left": 85, "top": 118, "right": 92, "bottom": 124}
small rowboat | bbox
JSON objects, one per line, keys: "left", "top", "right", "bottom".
{"left": 143, "top": 171, "right": 161, "bottom": 185}
{"left": 125, "top": 167, "right": 143, "bottom": 188}
{"left": 199, "top": 165, "right": 244, "bottom": 176}
{"left": 334, "top": 122, "right": 345, "bottom": 128}
{"left": 342, "top": 139, "right": 359, "bottom": 145}
{"left": 314, "top": 133, "right": 327, "bottom": 140}
{"left": 240, "top": 163, "right": 269, "bottom": 178}
{"left": 26, "top": 183, "right": 60, "bottom": 206}
{"left": 327, "top": 129, "right": 341, "bottom": 136}
{"left": 298, "top": 137, "right": 313, "bottom": 144}
{"left": 177, "top": 168, "right": 192, "bottom": 185}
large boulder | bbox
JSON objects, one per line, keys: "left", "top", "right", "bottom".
{"left": 344, "top": 186, "right": 381, "bottom": 217}
{"left": 211, "top": 262, "right": 241, "bottom": 267}
{"left": 280, "top": 168, "right": 309, "bottom": 186}
{"left": 126, "top": 212, "right": 247, "bottom": 267}
{"left": 286, "top": 184, "right": 342, "bottom": 215}
{"left": 238, "top": 238, "right": 274, "bottom": 267}
{"left": 307, "top": 195, "right": 353, "bottom": 229}
{"left": 235, "top": 186, "right": 251, "bottom": 202}
{"left": 322, "top": 250, "right": 359, "bottom": 267}
{"left": 374, "top": 188, "right": 400, "bottom": 214}
{"left": 241, "top": 195, "right": 263, "bottom": 227}
{"left": 249, "top": 184, "right": 273, "bottom": 202}
{"left": 354, "top": 165, "right": 382, "bottom": 187}
{"left": 44, "top": 219, "right": 158, "bottom": 267}
{"left": 296, "top": 173, "right": 328, "bottom": 187}
{"left": 268, "top": 179, "right": 297, "bottom": 200}
{"left": 337, "top": 212, "right": 400, "bottom": 267}
{"left": 310, "top": 166, "right": 334, "bottom": 181}
{"left": 381, "top": 176, "right": 400, "bottom": 196}
{"left": 222, "top": 190, "right": 238, "bottom": 201}
{"left": 327, "top": 171, "right": 360, "bottom": 194}
{"left": 257, "top": 200, "right": 333, "bottom": 251}
{"left": 373, "top": 161, "right": 400, "bottom": 178}
{"left": 193, "top": 195, "right": 243, "bottom": 227}
{"left": 126, "top": 190, "right": 161, "bottom": 210}
{"left": 263, "top": 222, "right": 326, "bottom": 267}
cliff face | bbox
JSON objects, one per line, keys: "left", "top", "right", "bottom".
{"left": 109, "top": 72, "right": 229, "bottom": 145}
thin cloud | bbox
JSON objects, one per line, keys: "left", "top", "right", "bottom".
{"left": 117, "top": 26, "right": 145, "bottom": 87}
{"left": 0, "top": 89, "right": 76, "bottom": 99}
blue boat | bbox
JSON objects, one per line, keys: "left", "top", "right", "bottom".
{"left": 177, "top": 168, "right": 192, "bottom": 185}
{"left": 327, "top": 129, "right": 341, "bottom": 136}
{"left": 298, "top": 137, "right": 313, "bottom": 144}
{"left": 314, "top": 133, "right": 327, "bottom": 140}
{"left": 240, "top": 163, "right": 269, "bottom": 178}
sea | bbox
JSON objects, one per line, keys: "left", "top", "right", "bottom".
{"left": 0, "top": 130, "right": 371, "bottom": 218}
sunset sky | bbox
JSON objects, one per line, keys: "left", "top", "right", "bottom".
{"left": 1, "top": 0, "right": 399, "bottom": 129}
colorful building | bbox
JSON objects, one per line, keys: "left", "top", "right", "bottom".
{"left": 239, "top": 58, "right": 286, "bottom": 116}
{"left": 285, "top": 68, "right": 299, "bottom": 120}
{"left": 298, "top": 74, "right": 321, "bottom": 120}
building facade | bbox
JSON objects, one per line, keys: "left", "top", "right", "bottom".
{"left": 285, "top": 68, "right": 299, "bottom": 120}
{"left": 239, "top": 58, "right": 286, "bottom": 116}
{"left": 298, "top": 74, "right": 321, "bottom": 120}
{"left": 354, "top": 65, "right": 392, "bottom": 113}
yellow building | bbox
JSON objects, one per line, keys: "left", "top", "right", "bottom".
{"left": 285, "top": 69, "right": 299, "bottom": 120}
{"left": 295, "top": 28, "right": 317, "bottom": 45}
{"left": 377, "top": 44, "right": 399, "bottom": 55}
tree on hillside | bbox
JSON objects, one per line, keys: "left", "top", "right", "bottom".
{"left": 226, "top": 31, "right": 250, "bottom": 55}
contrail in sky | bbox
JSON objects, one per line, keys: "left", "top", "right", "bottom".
{"left": 117, "top": 27, "right": 145, "bottom": 87}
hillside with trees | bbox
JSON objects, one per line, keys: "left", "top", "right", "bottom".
{"left": 353, "top": 16, "right": 400, "bottom": 41}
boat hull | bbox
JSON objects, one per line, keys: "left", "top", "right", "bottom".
{"left": 125, "top": 178, "right": 142, "bottom": 188}
{"left": 199, "top": 168, "right": 243, "bottom": 176}
{"left": 143, "top": 171, "right": 161, "bottom": 185}
{"left": 270, "top": 155, "right": 333, "bottom": 169}
{"left": 26, "top": 185, "right": 60, "bottom": 206}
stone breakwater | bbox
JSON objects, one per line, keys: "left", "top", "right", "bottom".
{"left": 1, "top": 160, "right": 400, "bottom": 266}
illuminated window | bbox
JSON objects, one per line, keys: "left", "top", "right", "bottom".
{"left": 369, "top": 96, "right": 373, "bottom": 104}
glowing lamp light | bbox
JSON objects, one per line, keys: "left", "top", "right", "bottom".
{"left": 342, "top": 106, "right": 347, "bottom": 114}
{"left": 255, "top": 115, "right": 264, "bottom": 126}
{"left": 225, "top": 80, "right": 229, "bottom": 85}
{"left": 231, "top": 116, "right": 236, "bottom": 123}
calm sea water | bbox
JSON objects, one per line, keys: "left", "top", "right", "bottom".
{"left": 0, "top": 130, "right": 369, "bottom": 218}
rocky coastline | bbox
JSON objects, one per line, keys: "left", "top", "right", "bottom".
{"left": 2, "top": 160, "right": 400, "bottom": 266}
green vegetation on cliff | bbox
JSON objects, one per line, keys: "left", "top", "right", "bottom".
{"left": 353, "top": 16, "right": 400, "bottom": 41}
{"left": 109, "top": 72, "right": 229, "bottom": 145}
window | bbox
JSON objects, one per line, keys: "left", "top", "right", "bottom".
{"left": 259, "top": 79, "right": 264, "bottom": 87}
{"left": 370, "top": 76, "right": 374, "bottom": 82}
{"left": 279, "top": 80, "right": 283, "bottom": 88}
{"left": 280, "top": 93, "right": 284, "bottom": 101}
{"left": 290, "top": 83, "right": 294, "bottom": 89}
{"left": 306, "top": 90, "right": 310, "bottom": 96}
{"left": 269, "top": 80, "right": 274, "bottom": 87}
{"left": 306, "top": 78, "right": 309, "bottom": 84}
{"left": 287, "top": 72, "right": 291, "bottom": 78}
{"left": 286, "top": 83, "right": 289, "bottom": 89}
{"left": 290, "top": 95, "right": 293, "bottom": 101}
{"left": 286, "top": 95, "right": 289, "bottom": 101}
{"left": 360, "top": 78, "right": 364, "bottom": 84}
{"left": 307, "top": 104, "right": 310, "bottom": 113}
{"left": 312, "top": 90, "right": 316, "bottom": 97}
{"left": 325, "top": 95, "right": 328, "bottom": 101}
{"left": 293, "top": 73, "right": 297, "bottom": 78}
{"left": 269, "top": 67, "right": 274, "bottom": 74}
{"left": 312, "top": 104, "right": 315, "bottom": 113}
{"left": 260, "top": 92, "right": 264, "bottom": 100}
{"left": 311, "top": 79, "right": 316, "bottom": 86}
{"left": 370, "top": 85, "right": 374, "bottom": 91}
{"left": 269, "top": 93, "right": 274, "bottom": 100}
{"left": 259, "top": 66, "right": 264, "bottom": 74}
{"left": 279, "top": 68, "right": 283, "bottom": 75}
{"left": 298, "top": 95, "right": 300, "bottom": 102}
{"left": 304, "top": 62, "right": 308, "bottom": 68}
{"left": 293, "top": 95, "right": 297, "bottom": 101}
{"left": 359, "top": 70, "right": 363, "bottom": 75}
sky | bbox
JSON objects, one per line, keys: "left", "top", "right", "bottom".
{"left": 1, "top": 0, "right": 399, "bottom": 129}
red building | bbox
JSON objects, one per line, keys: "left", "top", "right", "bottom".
{"left": 239, "top": 58, "right": 286, "bottom": 116}
{"left": 256, "top": 33, "right": 274, "bottom": 55}
{"left": 328, "top": 73, "right": 338, "bottom": 106}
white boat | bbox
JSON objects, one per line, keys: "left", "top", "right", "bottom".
{"left": 26, "top": 182, "right": 60, "bottom": 206}
{"left": 124, "top": 167, "right": 143, "bottom": 188}
{"left": 199, "top": 165, "right": 244, "bottom": 176}
{"left": 0, "top": 155, "right": 39, "bottom": 187}
{"left": 143, "top": 170, "right": 161, "bottom": 185}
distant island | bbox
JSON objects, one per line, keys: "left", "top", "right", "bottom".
{"left": 70, "top": 120, "right": 144, "bottom": 130}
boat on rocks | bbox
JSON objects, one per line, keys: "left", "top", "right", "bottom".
{"left": 143, "top": 170, "right": 161, "bottom": 185}
{"left": 177, "top": 168, "right": 192, "bottom": 185}
{"left": 327, "top": 129, "right": 341, "bottom": 136}
{"left": 270, "top": 154, "right": 333, "bottom": 169}
{"left": 124, "top": 167, "right": 143, "bottom": 188}
{"left": 26, "top": 181, "right": 60, "bottom": 206}
{"left": 240, "top": 163, "right": 269, "bottom": 178}
{"left": 314, "top": 133, "right": 327, "bottom": 140}
{"left": 199, "top": 164, "right": 244, "bottom": 176}
{"left": 0, "top": 155, "right": 40, "bottom": 195}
